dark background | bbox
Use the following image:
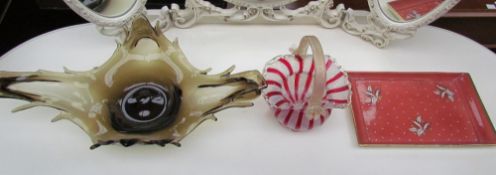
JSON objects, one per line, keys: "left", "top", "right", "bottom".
{"left": 0, "top": 0, "right": 495, "bottom": 56}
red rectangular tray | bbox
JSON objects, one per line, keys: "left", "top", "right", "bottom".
{"left": 348, "top": 72, "right": 496, "bottom": 146}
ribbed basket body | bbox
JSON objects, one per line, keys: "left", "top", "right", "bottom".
{"left": 263, "top": 54, "right": 350, "bottom": 131}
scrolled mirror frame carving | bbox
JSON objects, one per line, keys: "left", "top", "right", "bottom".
{"left": 156, "top": 0, "right": 460, "bottom": 48}
{"left": 64, "top": 0, "right": 461, "bottom": 48}
{"left": 158, "top": 0, "right": 344, "bottom": 30}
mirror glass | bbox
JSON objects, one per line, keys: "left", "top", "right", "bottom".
{"left": 79, "top": 0, "right": 137, "bottom": 17}
{"left": 378, "top": 0, "right": 445, "bottom": 22}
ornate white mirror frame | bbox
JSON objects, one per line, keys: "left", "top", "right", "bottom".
{"left": 367, "top": 0, "right": 460, "bottom": 30}
{"left": 158, "top": 0, "right": 345, "bottom": 29}
{"left": 158, "top": 0, "right": 461, "bottom": 48}
{"left": 341, "top": 0, "right": 461, "bottom": 47}
{"left": 63, "top": 0, "right": 147, "bottom": 37}
{"left": 64, "top": 0, "right": 461, "bottom": 48}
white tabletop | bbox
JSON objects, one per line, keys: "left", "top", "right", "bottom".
{"left": 0, "top": 23, "right": 495, "bottom": 175}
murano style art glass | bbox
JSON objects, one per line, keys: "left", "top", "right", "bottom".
{"left": 262, "top": 36, "right": 350, "bottom": 131}
{"left": 0, "top": 16, "right": 265, "bottom": 149}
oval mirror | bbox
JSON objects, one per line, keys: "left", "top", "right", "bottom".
{"left": 63, "top": 0, "right": 147, "bottom": 27}
{"left": 369, "top": 0, "right": 460, "bottom": 29}
{"left": 80, "top": 0, "right": 137, "bottom": 17}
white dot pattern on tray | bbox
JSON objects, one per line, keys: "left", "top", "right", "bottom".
{"left": 353, "top": 76, "right": 483, "bottom": 144}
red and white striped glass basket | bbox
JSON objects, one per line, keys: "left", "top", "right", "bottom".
{"left": 262, "top": 36, "right": 351, "bottom": 131}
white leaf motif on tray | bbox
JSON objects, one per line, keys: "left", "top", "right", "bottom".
{"left": 434, "top": 85, "right": 455, "bottom": 102}
{"left": 365, "top": 85, "right": 380, "bottom": 105}
{"left": 409, "top": 115, "right": 430, "bottom": 136}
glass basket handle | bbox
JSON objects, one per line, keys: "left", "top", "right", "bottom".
{"left": 295, "top": 36, "right": 326, "bottom": 119}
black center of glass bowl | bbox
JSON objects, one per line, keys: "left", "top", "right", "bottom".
{"left": 110, "top": 83, "right": 181, "bottom": 133}
{"left": 122, "top": 84, "right": 168, "bottom": 122}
